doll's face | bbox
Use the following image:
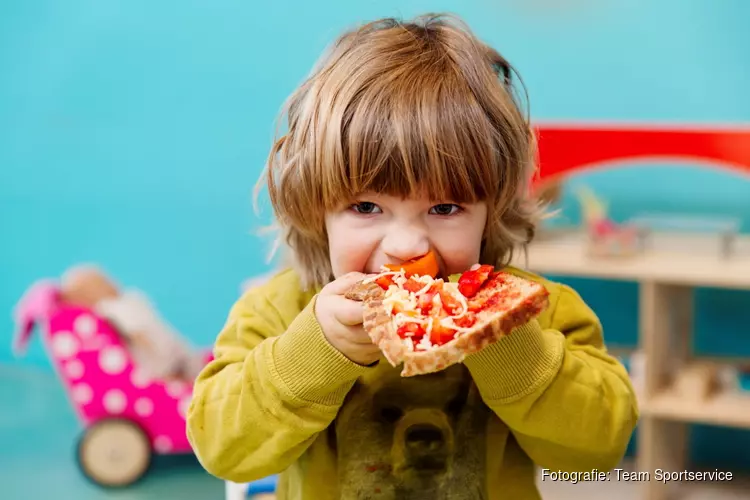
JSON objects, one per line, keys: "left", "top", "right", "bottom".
{"left": 60, "top": 267, "right": 120, "bottom": 308}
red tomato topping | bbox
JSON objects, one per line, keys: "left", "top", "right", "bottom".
{"left": 453, "top": 312, "right": 477, "bottom": 329}
{"left": 438, "top": 289, "right": 463, "bottom": 315}
{"left": 429, "top": 320, "right": 457, "bottom": 346}
{"left": 375, "top": 275, "right": 395, "bottom": 290}
{"left": 417, "top": 287, "right": 437, "bottom": 315}
{"left": 402, "top": 277, "right": 424, "bottom": 294}
{"left": 457, "top": 265, "right": 494, "bottom": 298}
{"left": 467, "top": 301, "right": 483, "bottom": 313}
{"left": 397, "top": 322, "right": 425, "bottom": 339}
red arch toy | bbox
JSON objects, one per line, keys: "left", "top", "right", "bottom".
{"left": 533, "top": 123, "right": 750, "bottom": 183}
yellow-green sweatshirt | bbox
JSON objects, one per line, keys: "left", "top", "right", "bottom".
{"left": 187, "top": 266, "right": 638, "bottom": 500}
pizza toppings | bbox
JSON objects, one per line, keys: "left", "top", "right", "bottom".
{"left": 438, "top": 288, "right": 463, "bottom": 315}
{"left": 348, "top": 260, "right": 551, "bottom": 377}
{"left": 416, "top": 285, "right": 438, "bottom": 314}
{"left": 453, "top": 311, "right": 477, "bottom": 329}
{"left": 457, "top": 264, "right": 494, "bottom": 298}
{"left": 375, "top": 275, "right": 396, "bottom": 290}
{"left": 364, "top": 263, "right": 499, "bottom": 352}
{"left": 397, "top": 322, "right": 425, "bottom": 339}
{"left": 429, "top": 318, "right": 458, "bottom": 346}
{"left": 384, "top": 251, "right": 439, "bottom": 278}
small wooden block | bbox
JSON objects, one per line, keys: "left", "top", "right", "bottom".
{"left": 673, "top": 363, "right": 718, "bottom": 400}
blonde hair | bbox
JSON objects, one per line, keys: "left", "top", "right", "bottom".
{"left": 256, "top": 13, "right": 543, "bottom": 290}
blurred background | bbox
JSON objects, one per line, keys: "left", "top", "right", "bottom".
{"left": 2, "top": 0, "right": 750, "bottom": 499}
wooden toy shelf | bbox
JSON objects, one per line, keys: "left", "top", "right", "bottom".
{"left": 513, "top": 230, "right": 750, "bottom": 500}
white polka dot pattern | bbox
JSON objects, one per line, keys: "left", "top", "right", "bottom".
{"left": 134, "top": 397, "right": 154, "bottom": 417}
{"left": 52, "top": 332, "right": 78, "bottom": 359}
{"left": 103, "top": 389, "right": 127, "bottom": 414}
{"left": 166, "top": 381, "right": 186, "bottom": 398}
{"left": 154, "top": 435, "right": 172, "bottom": 453}
{"left": 49, "top": 308, "right": 205, "bottom": 455}
{"left": 178, "top": 396, "right": 191, "bottom": 419}
{"left": 73, "top": 314, "right": 97, "bottom": 337}
{"left": 72, "top": 384, "right": 93, "bottom": 404}
{"left": 98, "top": 346, "right": 127, "bottom": 375}
{"left": 131, "top": 368, "right": 151, "bottom": 388}
{"left": 65, "top": 360, "right": 84, "bottom": 379}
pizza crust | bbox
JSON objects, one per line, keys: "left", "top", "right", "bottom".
{"left": 345, "top": 281, "right": 408, "bottom": 367}
{"left": 345, "top": 273, "right": 550, "bottom": 377}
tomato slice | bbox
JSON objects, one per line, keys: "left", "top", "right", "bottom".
{"left": 457, "top": 265, "right": 494, "bottom": 298}
{"left": 415, "top": 284, "right": 437, "bottom": 315}
{"left": 397, "top": 322, "right": 425, "bottom": 339}
{"left": 384, "top": 251, "right": 439, "bottom": 278}
{"left": 402, "top": 277, "right": 424, "bottom": 294}
{"left": 438, "top": 288, "right": 463, "bottom": 315}
{"left": 453, "top": 312, "right": 477, "bottom": 329}
{"left": 467, "top": 301, "right": 484, "bottom": 313}
{"left": 375, "top": 275, "right": 395, "bottom": 290}
{"left": 429, "top": 320, "right": 457, "bottom": 346}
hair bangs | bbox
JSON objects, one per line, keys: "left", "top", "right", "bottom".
{"left": 326, "top": 57, "right": 504, "bottom": 208}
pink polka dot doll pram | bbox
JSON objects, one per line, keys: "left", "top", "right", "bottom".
{"left": 12, "top": 278, "right": 213, "bottom": 488}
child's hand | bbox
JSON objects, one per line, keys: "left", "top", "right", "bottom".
{"left": 315, "top": 272, "right": 381, "bottom": 366}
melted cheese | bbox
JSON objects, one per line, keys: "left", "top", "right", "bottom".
{"left": 415, "top": 279, "right": 434, "bottom": 296}
{"left": 362, "top": 270, "right": 403, "bottom": 284}
{"left": 425, "top": 316, "right": 434, "bottom": 337}
{"left": 440, "top": 282, "right": 469, "bottom": 319}
{"left": 365, "top": 266, "right": 473, "bottom": 351}
{"left": 393, "top": 313, "right": 429, "bottom": 327}
{"left": 417, "top": 335, "right": 433, "bottom": 351}
{"left": 382, "top": 288, "right": 416, "bottom": 315}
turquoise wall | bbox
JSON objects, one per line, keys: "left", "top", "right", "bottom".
{"left": 2, "top": 0, "right": 750, "bottom": 467}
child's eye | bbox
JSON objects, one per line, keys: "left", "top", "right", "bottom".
{"left": 350, "top": 202, "right": 382, "bottom": 214}
{"left": 429, "top": 204, "right": 462, "bottom": 216}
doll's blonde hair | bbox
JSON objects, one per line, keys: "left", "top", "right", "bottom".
{"left": 256, "top": 13, "right": 543, "bottom": 290}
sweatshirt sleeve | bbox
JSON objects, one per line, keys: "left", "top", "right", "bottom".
{"left": 462, "top": 283, "right": 639, "bottom": 473}
{"left": 186, "top": 290, "right": 372, "bottom": 483}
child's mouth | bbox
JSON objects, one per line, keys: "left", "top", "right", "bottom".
{"left": 382, "top": 251, "right": 440, "bottom": 279}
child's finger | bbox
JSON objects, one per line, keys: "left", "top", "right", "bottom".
{"left": 331, "top": 296, "right": 366, "bottom": 326}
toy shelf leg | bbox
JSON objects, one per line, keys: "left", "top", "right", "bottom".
{"left": 638, "top": 282, "right": 693, "bottom": 500}
{"left": 640, "top": 282, "right": 693, "bottom": 396}
{"left": 638, "top": 417, "right": 688, "bottom": 500}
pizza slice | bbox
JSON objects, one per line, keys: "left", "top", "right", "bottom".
{"left": 345, "top": 256, "right": 550, "bottom": 377}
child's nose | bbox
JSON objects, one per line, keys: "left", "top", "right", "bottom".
{"left": 381, "top": 227, "right": 430, "bottom": 263}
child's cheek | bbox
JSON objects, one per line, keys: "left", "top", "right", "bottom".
{"left": 436, "top": 240, "right": 482, "bottom": 275}
{"left": 329, "top": 229, "right": 378, "bottom": 277}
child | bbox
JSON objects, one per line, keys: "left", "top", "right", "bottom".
{"left": 187, "top": 13, "right": 638, "bottom": 500}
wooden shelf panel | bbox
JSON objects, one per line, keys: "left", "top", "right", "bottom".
{"left": 514, "top": 231, "right": 750, "bottom": 289}
{"left": 642, "top": 388, "right": 750, "bottom": 430}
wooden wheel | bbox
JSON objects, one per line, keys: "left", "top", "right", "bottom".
{"left": 76, "top": 418, "right": 152, "bottom": 488}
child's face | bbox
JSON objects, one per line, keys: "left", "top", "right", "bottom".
{"left": 325, "top": 192, "right": 487, "bottom": 278}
